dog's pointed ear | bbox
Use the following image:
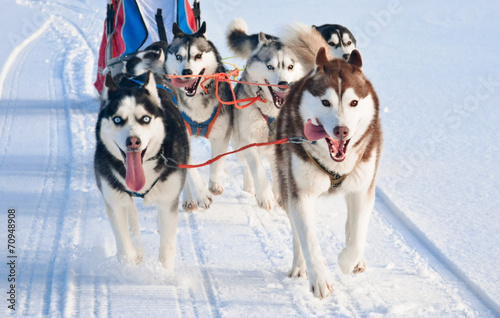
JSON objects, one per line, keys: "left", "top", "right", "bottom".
{"left": 101, "top": 73, "right": 119, "bottom": 101}
{"left": 195, "top": 21, "right": 206, "bottom": 36}
{"left": 315, "top": 47, "right": 329, "bottom": 71}
{"left": 258, "top": 32, "right": 271, "bottom": 46}
{"left": 348, "top": 49, "right": 363, "bottom": 69}
{"left": 143, "top": 71, "right": 161, "bottom": 106}
{"left": 157, "top": 48, "right": 165, "bottom": 63}
{"left": 172, "top": 22, "right": 185, "bottom": 38}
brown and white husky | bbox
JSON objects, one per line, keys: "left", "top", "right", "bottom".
{"left": 275, "top": 24, "right": 383, "bottom": 298}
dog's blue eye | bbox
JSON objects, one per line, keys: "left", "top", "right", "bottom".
{"left": 113, "top": 116, "right": 123, "bottom": 124}
{"left": 142, "top": 116, "right": 151, "bottom": 123}
{"left": 267, "top": 65, "right": 275, "bottom": 71}
{"left": 176, "top": 54, "right": 182, "bottom": 61}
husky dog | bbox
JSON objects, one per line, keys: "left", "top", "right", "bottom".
{"left": 95, "top": 71, "right": 189, "bottom": 272}
{"left": 125, "top": 41, "right": 169, "bottom": 76}
{"left": 226, "top": 18, "right": 306, "bottom": 210}
{"left": 313, "top": 24, "right": 357, "bottom": 60}
{"left": 165, "top": 22, "right": 233, "bottom": 211}
{"left": 276, "top": 24, "right": 383, "bottom": 298}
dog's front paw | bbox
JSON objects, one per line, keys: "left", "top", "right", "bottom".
{"left": 183, "top": 201, "right": 198, "bottom": 212}
{"left": 209, "top": 180, "right": 223, "bottom": 196}
{"left": 308, "top": 265, "right": 334, "bottom": 299}
{"left": 184, "top": 187, "right": 213, "bottom": 212}
{"left": 288, "top": 266, "right": 308, "bottom": 279}
{"left": 256, "top": 188, "right": 275, "bottom": 211}
{"left": 338, "top": 247, "right": 365, "bottom": 274}
{"left": 119, "top": 248, "right": 142, "bottom": 265}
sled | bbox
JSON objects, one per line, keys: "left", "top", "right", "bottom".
{"left": 94, "top": 0, "right": 200, "bottom": 92}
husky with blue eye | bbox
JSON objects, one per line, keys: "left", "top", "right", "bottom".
{"left": 94, "top": 71, "right": 188, "bottom": 272}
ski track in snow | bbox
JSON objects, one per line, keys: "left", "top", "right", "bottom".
{"left": 0, "top": 0, "right": 497, "bottom": 317}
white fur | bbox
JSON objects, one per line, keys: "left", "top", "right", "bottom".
{"left": 166, "top": 42, "right": 231, "bottom": 211}
{"left": 97, "top": 74, "right": 184, "bottom": 271}
{"left": 284, "top": 74, "right": 380, "bottom": 298}
{"left": 232, "top": 44, "right": 306, "bottom": 210}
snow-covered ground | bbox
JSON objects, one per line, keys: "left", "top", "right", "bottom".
{"left": 1, "top": 0, "right": 499, "bottom": 317}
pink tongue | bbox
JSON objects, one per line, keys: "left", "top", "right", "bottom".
{"left": 273, "top": 90, "right": 288, "bottom": 99}
{"left": 126, "top": 151, "right": 146, "bottom": 192}
{"left": 304, "top": 119, "right": 330, "bottom": 141}
{"left": 171, "top": 77, "right": 197, "bottom": 88}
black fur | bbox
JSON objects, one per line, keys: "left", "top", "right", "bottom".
{"left": 313, "top": 24, "right": 357, "bottom": 47}
{"left": 95, "top": 73, "right": 188, "bottom": 196}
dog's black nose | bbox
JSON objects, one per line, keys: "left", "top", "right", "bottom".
{"left": 334, "top": 126, "right": 350, "bottom": 139}
{"left": 277, "top": 81, "right": 289, "bottom": 91}
{"left": 342, "top": 54, "right": 350, "bottom": 60}
{"left": 126, "top": 136, "right": 141, "bottom": 150}
{"left": 182, "top": 69, "right": 193, "bottom": 76}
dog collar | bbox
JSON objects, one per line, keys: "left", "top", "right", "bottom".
{"left": 305, "top": 151, "right": 346, "bottom": 188}
{"left": 305, "top": 147, "right": 365, "bottom": 188}
{"left": 124, "top": 177, "right": 162, "bottom": 198}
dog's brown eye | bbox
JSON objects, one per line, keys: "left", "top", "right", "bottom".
{"left": 328, "top": 41, "right": 335, "bottom": 46}
{"left": 347, "top": 41, "right": 352, "bottom": 46}
{"left": 288, "top": 64, "right": 294, "bottom": 70}
{"left": 321, "top": 99, "right": 331, "bottom": 107}
{"left": 350, "top": 100, "right": 358, "bottom": 107}
{"left": 194, "top": 53, "right": 202, "bottom": 60}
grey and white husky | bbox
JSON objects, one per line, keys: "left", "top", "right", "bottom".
{"left": 276, "top": 24, "right": 383, "bottom": 298}
{"left": 95, "top": 71, "right": 189, "bottom": 272}
{"left": 226, "top": 18, "right": 306, "bottom": 210}
{"left": 165, "top": 22, "right": 233, "bottom": 212}
{"left": 313, "top": 24, "right": 357, "bottom": 60}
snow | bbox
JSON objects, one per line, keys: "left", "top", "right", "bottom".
{"left": 1, "top": 0, "right": 499, "bottom": 317}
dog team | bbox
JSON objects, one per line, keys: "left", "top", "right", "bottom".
{"left": 94, "top": 18, "right": 382, "bottom": 298}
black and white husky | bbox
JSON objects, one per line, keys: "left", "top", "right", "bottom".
{"left": 226, "top": 18, "right": 306, "bottom": 210}
{"left": 313, "top": 24, "right": 357, "bottom": 60}
{"left": 94, "top": 71, "right": 189, "bottom": 272}
{"left": 165, "top": 22, "right": 233, "bottom": 211}
{"left": 275, "top": 24, "right": 383, "bottom": 298}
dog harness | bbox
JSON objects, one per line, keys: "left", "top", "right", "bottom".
{"left": 182, "top": 103, "right": 221, "bottom": 138}
{"left": 258, "top": 108, "right": 277, "bottom": 142}
{"left": 305, "top": 149, "right": 365, "bottom": 188}
{"left": 305, "top": 152, "right": 347, "bottom": 188}
{"left": 128, "top": 78, "right": 178, "bottom": 105}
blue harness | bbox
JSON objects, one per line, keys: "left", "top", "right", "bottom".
{"left": 182, "top": 103, "right": 221, "bottom": 138}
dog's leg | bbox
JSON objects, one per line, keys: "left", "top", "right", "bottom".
{"left": 105, "top": 200, "right": 140, "bottom": 264}
{"left": 183, "top": 167, "right": 212, "bottom": 211}
{"left": 127, "top": 203, "right": 143, "bottom": 260}
{"left": 338, "top": 188, "right": 375, "bottom": 274}
{"left": 208, "top": 134, "right": 230, "bottom": 195}
{"left": 157, "top": 198, "right": 179, "bottom": 272}
{"left": 236, "top": 151, "right": 255, "bottom": 194}
{"left": 287, "top": 215, "right": 307, "bottom": 278}
{"left": 244, "top": 147, "right": 274, "bottom": 211}
{"left": 289, "top": 196, "right": 333, "bottom": 298}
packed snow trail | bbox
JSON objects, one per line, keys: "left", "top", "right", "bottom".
{"left": 0, "top": 0, "right": 498, "bottom": 317}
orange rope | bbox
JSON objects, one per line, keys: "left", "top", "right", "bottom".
{"left": 167, "top": 69, "right": 289, "bottom": 109}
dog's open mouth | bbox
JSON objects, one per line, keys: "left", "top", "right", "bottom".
{"left": 265, "top": 79, "right": 288, "bottom": 108}
{"left": 171, "top": 69, "right": 205, "bottom": 97}
{"left": 304, "top": 119, "right": 350, "bottom": 162}
{"left": 119, "top": 147, "right": 147, "bottom": 192}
